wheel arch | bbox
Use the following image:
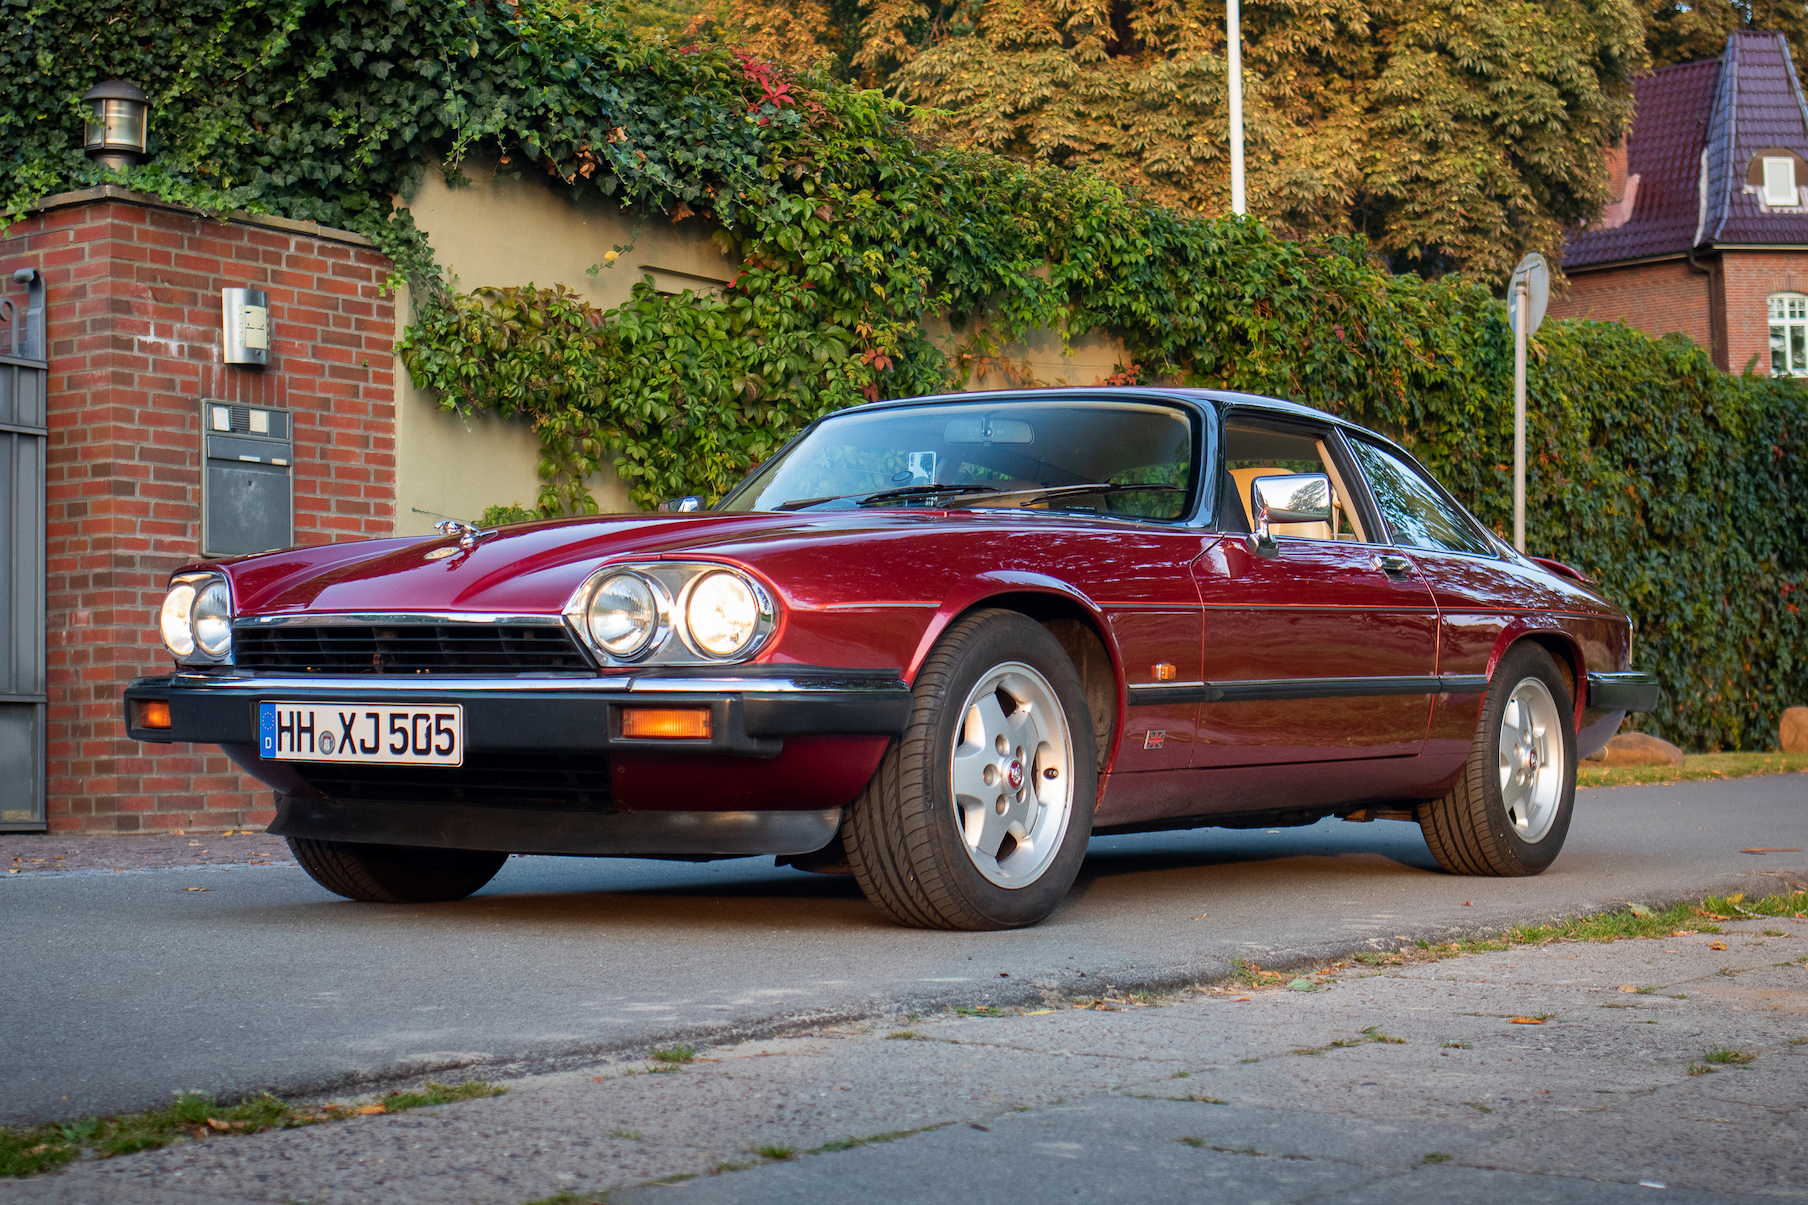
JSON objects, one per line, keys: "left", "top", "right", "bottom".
{"left": 1489, "top": 623, "right": 1585, "bottom": 727}
{"left": 916, "top": 587, "right": 1124, "bottom": 775}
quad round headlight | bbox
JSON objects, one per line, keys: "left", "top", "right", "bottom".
{"left": 193, "top": 581, "right": 233, "bottom": 657}
{"left": 159, "top": 582, "right": 198, "bottom": 657}
{"left": 685, "top": 571, "right": 763, "bottom": 658}
{"left": 587, "top": 572, "right": 661, "bottom": 659}
{"left": 159, "top": 575, "right": 232, "bottom": 662}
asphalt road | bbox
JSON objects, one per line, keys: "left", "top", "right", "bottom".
{"left": 2, "top": 776, "right": 1803, "bottom": 1128}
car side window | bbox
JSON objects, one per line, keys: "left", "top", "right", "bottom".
{"left": 1348, "top": 439, "right": 1497, "bottom": 556}
{"left": 1220, "top": 418, "right": 1368, "bottom": 542}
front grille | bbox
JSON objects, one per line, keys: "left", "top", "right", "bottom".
{"left": 291, "top": 752, "right": 613, "bottom": 809}
{"left": 235, "top": 623, "right": 591, "bottom": 675}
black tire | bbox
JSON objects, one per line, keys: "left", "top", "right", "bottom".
{"left": 841, "top": 608, "right": 1098, "bottom": 930}
{"left": 286, "top": 837, "right": 507, "bottom": 902}
{"left": 1419, "top": 643, "right": 1577, "bottom": 876}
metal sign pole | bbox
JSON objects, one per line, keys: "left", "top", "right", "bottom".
{"left": 1227, "top": 0, "right": 1246, "bottom": 215}
{"left": 1514, "top": 280, "right": 1528, "bottom": 553}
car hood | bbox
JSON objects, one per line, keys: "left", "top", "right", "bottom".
{"left": 219, "top": 512, "right": 940, "bottom": 616}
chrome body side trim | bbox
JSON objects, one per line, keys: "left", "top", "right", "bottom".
{"left": 1125, "top": 673, "right": 1495, "bottom": 706}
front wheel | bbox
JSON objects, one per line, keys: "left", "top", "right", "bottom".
{"left": 287, "top": 838, "right": 507, "bottom": 902}
{"left": 1419, "top": 643, "right": 1577, "bottom": 876}
{"left": 842, "top": 609, "right": 1098, "bottom": 930}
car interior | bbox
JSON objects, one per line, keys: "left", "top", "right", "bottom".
{"left": 1219, "top": 419, "right": 1369, "bottom": 542}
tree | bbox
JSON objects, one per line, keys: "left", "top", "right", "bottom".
{"left": 706, "top": 0, "right": 1649, "bottom": 279}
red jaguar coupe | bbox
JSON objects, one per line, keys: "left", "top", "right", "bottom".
{"left": 126, "top": 389, "right": 1657, "bottom": 929}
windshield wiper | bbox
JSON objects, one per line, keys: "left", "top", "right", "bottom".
{"left": 981, "top": 482, "right": 1185, "bottom": 505}
{"left": 775, "top": 483, "right": 1000, "bottom": 511}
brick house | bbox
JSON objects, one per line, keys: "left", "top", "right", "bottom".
{"left": 0, "top": 188, "right": 397, "bottom": 832}
{"left": 1553, "top": 30, "right": 1808, "bottom": 375}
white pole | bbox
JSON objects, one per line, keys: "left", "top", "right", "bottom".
{"left": 1227, "top": 0, "right": 1246, "bottom": 215}
{"left": 1514, "top": 279, "right": 1528, "bottom": 553}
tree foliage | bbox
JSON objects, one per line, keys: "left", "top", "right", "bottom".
{"left": 706, "top": 0, "right": 1649, "bottom": 278}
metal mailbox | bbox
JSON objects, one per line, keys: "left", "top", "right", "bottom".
{"left": 202, "top": 400, "right": 293, "bottom": 557}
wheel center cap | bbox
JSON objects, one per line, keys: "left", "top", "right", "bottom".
{"left": 1526, "top": 749, "right": 1538, "bottom": 776}
{"left": 1006, "top": 760, "right": 1024, "bottom": 790}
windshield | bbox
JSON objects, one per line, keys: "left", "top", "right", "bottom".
{"left": 719, "top": 398, "right": 1199, "bottom": 520}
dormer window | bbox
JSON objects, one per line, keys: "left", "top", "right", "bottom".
{"left": 1763, "top": 156, "right": 1799, "bottom": 206}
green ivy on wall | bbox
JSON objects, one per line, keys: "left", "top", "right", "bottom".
{"left": 4, "top": 0, "right": 1804, "bottom": 751}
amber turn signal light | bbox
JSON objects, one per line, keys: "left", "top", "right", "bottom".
{"left": 1151, "top": 662, "right": 1177, "bottom": 682}
{"left": 134, "top": 699, "right": 172, "bottom": 730}
{"left": 620, "top": 707, "right": 711, "bottom": 739}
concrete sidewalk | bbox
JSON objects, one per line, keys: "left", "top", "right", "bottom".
{"left": 5, "top": 913, "right": 1803, "bottom": 1204}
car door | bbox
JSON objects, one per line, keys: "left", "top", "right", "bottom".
{"left": 1341, "top": 436, "right": 1570, "bottom": 768}
{"left": 1189, "top": 416, "right": 1441, "bottom": 767}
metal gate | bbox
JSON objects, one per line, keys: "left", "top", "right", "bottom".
{"left": 1, "top": 268, "right": 46, "bottom": 829}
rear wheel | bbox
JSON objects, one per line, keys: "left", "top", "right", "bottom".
{"left": 842, "top": 609, "right": 1098, "bottom": 930}
{"left": 1419, "top": 643, "right": 1576, "bottom": 876}
{"left": 287, "top": 838, "right": 507, "bottom": 902}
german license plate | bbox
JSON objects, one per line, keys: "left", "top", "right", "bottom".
{"left": 258, "top": 702, "right": 463, "bottom": 766}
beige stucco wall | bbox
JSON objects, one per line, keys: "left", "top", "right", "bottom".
{"left": 391, "top": 160, "right": 741, "bottom": 535}
{"left": 391, "top": 161, "right": 1132, "bottom": 533}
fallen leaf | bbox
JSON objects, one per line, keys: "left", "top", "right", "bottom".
{"left": 182, "top": 887, "right": 209, "bottom": 892}
{"left": 1022, "top": 1008, "right": 1057, "bottom": 1015}
{"left": 1234, "top": 997, "right": 1252, "bottom": 1002}
{"left": 1508, "top": 1017, "right": 1546, "bottom": 1025}
{"left": 1628, "top": 904, "right": 1654, "bottom": 918}
{"left": 1462, "top": 901, "right": 1473, "bottom": 906}
{"left": 1672, "top": 930, "right": 1692, "bottom": 937}
{"left": 1287, "top": 977, "right": 1326, "bottom": 992}
{"left": 1618, "top": 985, "right": 1639, "bottom": 993}
{"left": 205, "top": 1118, "right": 232, "bottom": 1131}
{"left": 1739, "top": 849, "right": 1801, "bottom": 854}
{"left": 1709, "top": 941, "right": 1727, "bottom": 951}
{"left": 356, "top": 1105, "right": 386, "bottom": 1115}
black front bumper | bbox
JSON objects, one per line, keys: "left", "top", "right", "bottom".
{"left": 123, "top": 667, "right": 913, "bottom": 758}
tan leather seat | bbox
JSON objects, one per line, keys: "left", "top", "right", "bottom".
{"left": 1228, "top": 467, "right": 1333, "bottom": 540}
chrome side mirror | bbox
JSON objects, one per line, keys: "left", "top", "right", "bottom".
{"left": 1246, "top": 473, "right": 1332, "bottom": 558}
{"left": 657, "top": 496, "right": 705, "bottom": 513}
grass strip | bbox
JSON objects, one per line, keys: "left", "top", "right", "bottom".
{"left": 0, "top": 1080, "right": 503, "bottom": 1178}
{"left": 1210, "top": 891, "right": 1807, "bottom": 988}
{"left": 1578, "top": 751, "right": 1808, "bottom": 788}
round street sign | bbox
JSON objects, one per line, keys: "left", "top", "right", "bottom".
{"left": 1507, "top": 252, "right": 1549, "bottom": 337}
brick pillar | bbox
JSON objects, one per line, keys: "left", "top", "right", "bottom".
{"left": 0, "top": 189, "right": 397, "bottom": 831}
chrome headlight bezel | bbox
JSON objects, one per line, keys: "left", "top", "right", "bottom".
{"left": 160, "top": 571, "right": 234, "bottom": 666}
{"left": 581, "top": 570, "right": 671, "bottom": 663}
{"left": 564, "top": 562, "right": 778, "bottom": 667}
{"left": 677, "top": 569, "right": 776, "bottom": 661}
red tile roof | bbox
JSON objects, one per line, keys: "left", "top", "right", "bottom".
{"left": 1564, "top": 31, "right": 1808, "bottom": 269}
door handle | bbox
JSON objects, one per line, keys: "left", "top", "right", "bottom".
{"left": 1373, "top": 554, "right": 1412, "bottom": 577}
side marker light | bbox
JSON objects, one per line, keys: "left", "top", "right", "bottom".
{"left": 621, "top": 707, "right": 712, "bottom": 739}
{"left": 136, "top": 700, "right": 172, "bottom": 730}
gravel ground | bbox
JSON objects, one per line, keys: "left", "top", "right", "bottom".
{"left": 5, "top": 915, "right": 1804, "bottom": 1204}
{"left": 0, "top": 831, "right": 292, "bottom": 875}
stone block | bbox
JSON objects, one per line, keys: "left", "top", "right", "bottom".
{"left": 1582, "top": 731, "right": 1686, "bottom": 766}
{"left": 1780, "top": 707, "right": 1808, "bottom": 753}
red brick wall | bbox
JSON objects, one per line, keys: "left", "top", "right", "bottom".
{"left": 0, "top": 192, "right": 396, "bottom": 832}
{"left": 1549, "top": 257, "right": 1717, "bottom": 358}
{"left": 1716, "top": 250, "right": 1808, "bottom": 376}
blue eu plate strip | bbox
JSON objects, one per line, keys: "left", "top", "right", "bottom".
{"left": 259, "top": 702, "right": 276, "bottom": 758}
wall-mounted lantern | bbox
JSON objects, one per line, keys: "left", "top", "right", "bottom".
{"left": 81, "top": 80, "right": 149, "bottom": 170}
{"left": 222, "top": 287, "right": 269, "bottom": 367}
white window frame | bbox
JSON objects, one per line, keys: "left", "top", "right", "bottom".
{"left": 1769, "top": 293, "right": 1808, "bottom": 376}
{"left": 1764, "top": 156, "right": 1800, "bottom": 207}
